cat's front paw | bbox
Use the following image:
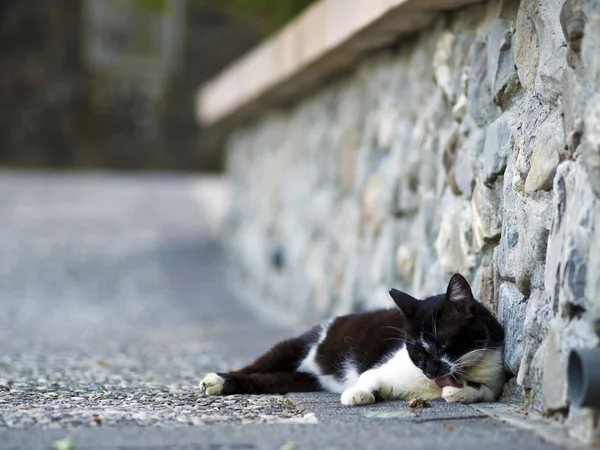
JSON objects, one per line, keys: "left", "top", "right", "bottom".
{"left": 341, "top": 387, "right": 376, "bottom": 406}
{"left": 200, "top": 373, "right": 225, "bottom": 395}
{"left": 441, "top": 385, "right": 477, "bottom": 404}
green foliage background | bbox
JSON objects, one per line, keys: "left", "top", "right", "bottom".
{"left": 201, "top": 0, "right": 316, "bottom": 33}
{"left": 136, "top": 0, "right": 316, "bottom": 34}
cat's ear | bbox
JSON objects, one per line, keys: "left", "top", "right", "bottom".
{"left": 389, "top": 288, "right": 418, "bottom": 317}
{"left": 445, "top": 273, "right": 475, "bottom": 318}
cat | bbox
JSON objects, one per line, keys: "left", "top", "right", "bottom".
{"left": 200, "top": 273, "right": 505, "bottom": 405}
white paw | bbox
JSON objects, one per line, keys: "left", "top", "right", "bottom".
{"left": 341, "top": 387, "right": 376, "bottom": 406}
{"left": 200, "top": 373, "right": 224, "bottom": 395}
{"left": 442, "top": 385, "right": 476, "bottom": 404}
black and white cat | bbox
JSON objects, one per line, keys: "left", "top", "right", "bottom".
{"left": 200, "top": 273, "right": 505, "bottom": 405}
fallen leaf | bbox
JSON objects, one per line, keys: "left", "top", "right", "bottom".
{"left": 408, "top": 398, "right": 431, "bottom": 409}
{"left": 53, "top": 436, "right": 76, "bottom": 450}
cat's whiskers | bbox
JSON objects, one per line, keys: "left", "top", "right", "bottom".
{"left": 455, "top": 348, "right": 488, "bottom": 364}
{"left": 431, "top": 308, "right": 440, "bottom": 340}
{"left": 381, "top": 326, "right": 417, "bottom": 345}
{"left": 448, "top": 348, "right": 490, "bottom": 377}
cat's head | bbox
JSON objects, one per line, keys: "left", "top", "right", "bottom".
{"left": 388, "top": 273, "right": 501, "bottom": 388}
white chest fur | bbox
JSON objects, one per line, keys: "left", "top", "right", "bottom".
{"left": 357, "top": 347, "right": 442, "bottom": 400}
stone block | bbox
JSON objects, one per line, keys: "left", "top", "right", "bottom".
{"left": 434, "top": 192, "right": 474, "bottom": 275}
{"left": 561, "top": 68, "right": 583, "bottom": 157}
{"left": 514, "top": 0, "right": 539, "bottom": 91}
{"left": 472, "top": 178, "right": 503, "bottom": 251}
{"left": 515, "top": 0, "right": 566, "bottom": 103}
{"left": 546, "top": 162, "right": 597, "bottom": 317}
{"left": 371, "top": 222, "right": 396, "bottom": 285}
{"left": 524, "top": 115, "right": 562, "bottom": 194}
{"left": 498, "top": 282, "right": 527, "bottom": 374}
{"left": 479, "top": 248, "right": 500, "bottom": 315}
{"left": 542, "top": 318, "right": 569, "bottom": 412}
{"left": 499, "top": 376, "right": 525, "bottom": 403}
{"left": 515, "top": 201, "right": 551, "bottom": 297}
{"left": 585, "top": 207, "right": 600, "bottom": 322}
{"left": 516, "top": 290, "right": 552, "bottom": 390}
{"left": 362, "top": 173, "right": 393, "bottom": 234}
{"left": 560, "top": 0, "right": 584, "bottom": 68}
{"left": 433, "top": 30, "right": 475, "bottom": 103}
{"left": 581, "top": 93, "right": 600, "bottom": 200}
{"left": 481, "top": 114, "right": 514, "bottom": 186}
{"left": 466, "top": 38, "right": 501, "bottom": 127}
{"left": 487, "top": 19, "right": 520, "bottom": 108}
{"left": 497, "top": 162, "right": 522, "bottom": 281}
{"left": 376, "top": 99, "right": 398, "bottom": 150}
{"left": 568, "top": 408, "right": 600, "bottom": 446}
{"left": 534, "top": 0, "right": 567, "bottom": 104}
{"left": 395, "top": 244, "right": 415, "bottom": 284}
{"left": 581, "top": 13, "right": 600, "bottom": 90}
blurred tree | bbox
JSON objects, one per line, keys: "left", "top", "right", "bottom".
{"left": 137, "top": 0, "right": 316, "bottom": 33}
{"left": 201, "top": 0, "right": 316, "bottom": 33}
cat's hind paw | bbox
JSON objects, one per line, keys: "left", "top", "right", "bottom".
{"left": 341, "top": 387, "right": 376, "bottom": 406}
{"left": 200, "top": 373, "right": 225, "bottom": 395}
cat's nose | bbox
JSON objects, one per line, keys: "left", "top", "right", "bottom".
{"left": 425, "top": 360, "right": 442, "bottom": 378}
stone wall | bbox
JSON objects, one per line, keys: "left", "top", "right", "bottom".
{"left": 224, "top": 0, "right": 600, "bottom": 442}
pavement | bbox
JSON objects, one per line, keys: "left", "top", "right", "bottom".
{"left": 0, "top": 171, "right": 572, "bottom": 449}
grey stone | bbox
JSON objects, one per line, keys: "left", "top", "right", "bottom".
{"left": 487, "top": 19, "right": 521, "bottom": 108}
{"left": 472, "top": 178, "right": 503, "bottom": 250}
{"left": 498, "top": 282, "right": 527, "bottom": 374}
{"left": 585, "top": 207, "right": 600, "bottom": 323}
{"left": 454, "top": 142, "right": 476, "bottom": 199}
{"left": 442, "top": 125, "right": 463, "bottom": 196}
{"left": 482, "top": 114, "right": 514, "bottom": 185}
{"left": 568, "top": 408, "right": 600, "bottom": 445}
{"left": 395, "top": 244, "right": 416, "bottom": 284}
{"left": 497, "top": 162, "right": 522, "bottom": 282}
{"left": 524, "top": 116, "right": 563, "bottom": 194}
{"left": 362, "top": 173, "right": 393, "bottom": 234}
{"left": 560, "top": 0, "right": 584, "bottom": 68}
{"left": 434, "top": 192, "right": 474, "bottom": 276}
{"left": 534, "top": 1, "right": 567, "bottom": 104}
{"left": 371, "top": 222, "right": 396, "bottom": 286}
{"left": 516, "top": 290, "right": 552, "bottom": 391}
{"left": 581, "top": 93, "right": 600, "bottom": 200}
{"left": 433, "top": 30, "right": 476, "bottom": 104}
{"left": 515, "top": 202, "right": 551, "bottom": 297}
{"left": 515, "top": 0, "right": 567, "bottom": 103}
{"left": 541, "top": 319, "right": 569, "bottom": 412}
{"left": 499, "top": 376, "right": 525, "bottom": 404}
{"left": 546, "top": 162, "right": 596, "bottom": 318}
{"left": 466, "top": 39, "right": 501, "bottom": 127}
{"left": 544, "top": 162, "right": 572, "bottom": 316}
{"left": 561, "top": 68, "right": 583, "bottom": 156}
{"left": 514, "top": 1, "right": 539, "bottom": 91}
{"left": 581, "top": 12, "right": 600, "bottom": 89}
{"left": 479, "top": 248, "right": 500, "bottom": 316}
{"left": 562, "top": 241, "right": 587, "bottom": 313}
